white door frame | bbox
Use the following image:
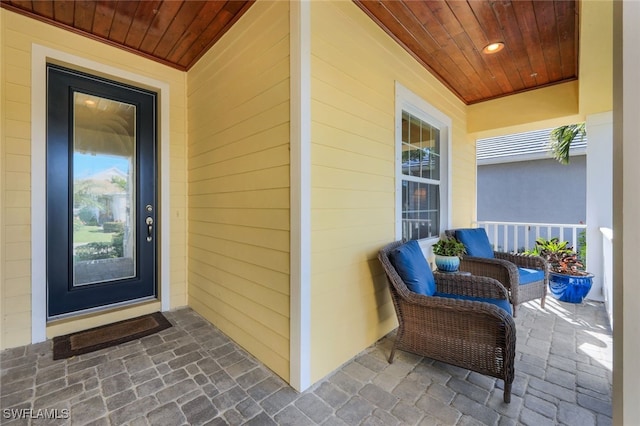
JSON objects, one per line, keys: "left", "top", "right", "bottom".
{"left": 31, "top": 45, "right": 171, "bottom": 342}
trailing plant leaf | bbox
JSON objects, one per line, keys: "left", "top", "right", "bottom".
{"left": 549, "top": 122, "right": 586, "bottom": 165}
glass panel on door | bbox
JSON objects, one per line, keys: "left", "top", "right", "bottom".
{"left": 72, "top": 93, "right": 136, "bottom": 286}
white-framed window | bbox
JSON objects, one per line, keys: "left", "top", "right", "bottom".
{"left": 395, "top": 82, "right": 451, "bottom": 243}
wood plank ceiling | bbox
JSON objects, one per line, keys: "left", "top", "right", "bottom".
{"left": 1, "top": 0, "right": 578, "bottom": 105}
{"left": 0, "top": 0, "right": 255, "bottom": 71}
{"left": 354, "top": 1, "right": 579, "bottom": 104}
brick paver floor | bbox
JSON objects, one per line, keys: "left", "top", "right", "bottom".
{"left": 0, "top": 295, "right": 612, "bottom": 425}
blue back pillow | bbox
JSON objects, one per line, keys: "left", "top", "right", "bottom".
{"left": 389, "top": 240, "right": 436, "bottom": 296}
{"left": 455, "top": 228, "right": 495, "bottom": 258}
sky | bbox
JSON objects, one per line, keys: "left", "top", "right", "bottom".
{"left": 74, "top": 153, "right": 129, "bottom": 179}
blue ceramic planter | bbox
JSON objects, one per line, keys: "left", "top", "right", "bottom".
{"left": 435, "top": 255, "right": 460, "bottom": 272}
{"left": 549, "top": 272, "right": 594, "bottom": 303}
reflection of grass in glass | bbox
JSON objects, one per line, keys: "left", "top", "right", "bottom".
{"left": 74, "top": 225, "right": 114, "bottom": 244}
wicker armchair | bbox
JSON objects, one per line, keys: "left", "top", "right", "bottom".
{"left": 378, "top": 240, "right": 516, "bottom": 403}
{"left": 446, "top": 228, "right": 548, "bottom": 317}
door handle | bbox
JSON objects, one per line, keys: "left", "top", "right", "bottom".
{"left": 146, "top": 217, "right": 153, "bottom": 242}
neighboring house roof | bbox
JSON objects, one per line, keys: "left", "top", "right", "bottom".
{"left": 85, "top": 167, "right": 127, "bottom": 182}
{"left": 78, "top": 167, "right": 128, "bottom": 196}
{"left": 477, "top": 128, "right": 587, "bottom": 165}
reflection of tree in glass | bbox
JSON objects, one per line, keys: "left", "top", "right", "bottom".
{"left": 111, "top": 175, "right": 127, "bottom": 191}
{"left": 74, "top": 180, "right": 103, "bottom": 210}
{"left": 402, "top": 148, "right": 430, "bottom": 162}
{"left": 74, "top": 180, "right": 104, "bottom": 226}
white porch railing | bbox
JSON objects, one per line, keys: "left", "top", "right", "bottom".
{"left": 600, "top": 227, "right": 613, "bottom": 328}
{"left": 475, "top": 221, "right": 587, "bottom": 254}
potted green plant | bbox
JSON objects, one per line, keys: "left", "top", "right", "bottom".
{"left": 432, "top": 238, "right": 466, "bottom": 272}
{"left": 527, "top": 237, "right": 593, "bottom": 303}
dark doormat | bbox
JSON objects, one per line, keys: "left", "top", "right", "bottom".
{"left": 52, "top": 312, "right": 172, "bottom": 360}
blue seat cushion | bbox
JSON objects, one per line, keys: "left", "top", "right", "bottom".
{"left": 454, "top": 228, "right": 495, "bottom": 258}
{"left": 389, "top": 240, "right": 436, "bottom": 296}
{"left": 434, "top": 292, "right": 512, "bottom": 315}
{"left": 518, "top": 267, "right": 545, "bottom": 285}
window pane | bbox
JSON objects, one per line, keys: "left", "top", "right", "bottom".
{"left": 72, "top": 92, "right": 136, "bottom": 286}
{"left": 429, "top": 127, "right": 440, "bottom": 180}
{"left": 401, "top": 181, "right": 440, "bottom": 240}
{"left": 401, "top": 112, "right": 440, "bottom": 180}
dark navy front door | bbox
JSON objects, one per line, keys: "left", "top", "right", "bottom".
{"left": 47, "top": 64, "right": 157, "bottom": 318}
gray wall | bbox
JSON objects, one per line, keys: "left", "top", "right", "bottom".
{"left": 477, "top": 156, "right": 586, "bottom": 224}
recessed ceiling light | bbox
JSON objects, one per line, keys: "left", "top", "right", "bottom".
{"left": 84, "top": 99, "right": 97, "bottom": 106}
{"left": 482, "top": 42, "right": 505, "bottom": 54}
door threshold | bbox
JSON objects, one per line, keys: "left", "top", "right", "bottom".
{"left": 47, "top": 296, "right": 158, "bottom": 323}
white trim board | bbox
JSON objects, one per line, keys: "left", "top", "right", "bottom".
{"left": 31, "top": 44, "right": 171, "bottom": 343}
{"left": 289, "top": 0, "right": 312, "bottom": 392}
{"left": 394, "top": 81, "right": 453, "bottom": 246}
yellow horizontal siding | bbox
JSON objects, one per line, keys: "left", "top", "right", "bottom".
{"left": 309, "top": 1, "right": 469, "bottom": 382}
{"left": 4, "top": 121, "right": 30, "bottom": 142}
{"left": 188, "top": 267, "right": 288, "bottom": 336}
{"left": 451, "top": 133, "right": 478, "bottom": 227}
{"left": 4, "top": 154, "right": 29, "bottom": 172}
{"left": 5, "top": 242, "right": 30, "bottom": 261}
{"left": 0, "top": 9, "right": 188, "bottom": 348}
{"left": 189, "top": 188, "right": 289, "bottom": 209}
{"left": 5, "top": 100, "right": 29, "bottom": 120}
{"left": 311, "top": 283, "right": 396, "bottom": 380}
{"left": 4, "top": 207, "right": 29, "bottom": 225}
{"left": 311, "top": 241, "right": 390, "bottom": 273}
{"left": 190, "top": 222, "right": 289, "bottom": 252}
{"left": 5, "top": 136, "right": 30, "bottom": 155}
{"left": 4, "top": 260, "right": 30, "bottom": 279}
{"left": 186, "top": 0, "right": 290, "bottom": 382}
{"left": 312, "top": 101, "right": 393, "bottom": 147}
{"left": 190, "top": 144, "right": 289, "bottom": 182}
{"left": 313, "top": 78, "right": 390, "bottom": 128}
{"left": 312, "top": 166, "right": 393, "bottom": 193}
{"left": 4, "top": 225, "right": 30, "bottom": 243}
{"left": 189, "top": 207, "right": 289, "bottom": 231}
{"left": 5, "top": 190, "right": 29, "bottom": 207}
{"left": 189, "top": 246, "right": 289, "bottom": 297}
{"left": 312, "top": 145, "right": 394, "bottom": 178}
{"left": 311, "top": 226, "right": 390, "bottom": 255}
{"left": 4, "top": 277, "right": 30, "bottom": 298}
{"left": 189, "top": 164, "right": 290, "bottom": 194}
{"left": 190, "top": 123, "right": 289, "bottom": 171}
{"left": 187, "top": 288, "right": 286, "bottom": 351}
{"left": 312, "top": 121, "right": 393, "bottom": 161}
{"left": 189, "top": 233, "right": 289, "bottom": 275}
{"left": 188, "top": 55, "right": 290, "bottom": 132}
{"left": 189, "top": 102, "right": 290, "bottom": 158}
{"left": 189, "top": 295, "right": 289, "bottom": 380}
{"left": 312, "top": 208, "right": 394, "bottom": 232}
{"left": 311, "top": 259, "right": 386, "bottom": 297}
{"left": 312, "top": 188, "right": 391, "bottom": 210}
{"left": 187, "top": 8, "right": 289, "bottom": 93}
{"left": 2, "top": 309, "right": 31, "bottom": 349}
